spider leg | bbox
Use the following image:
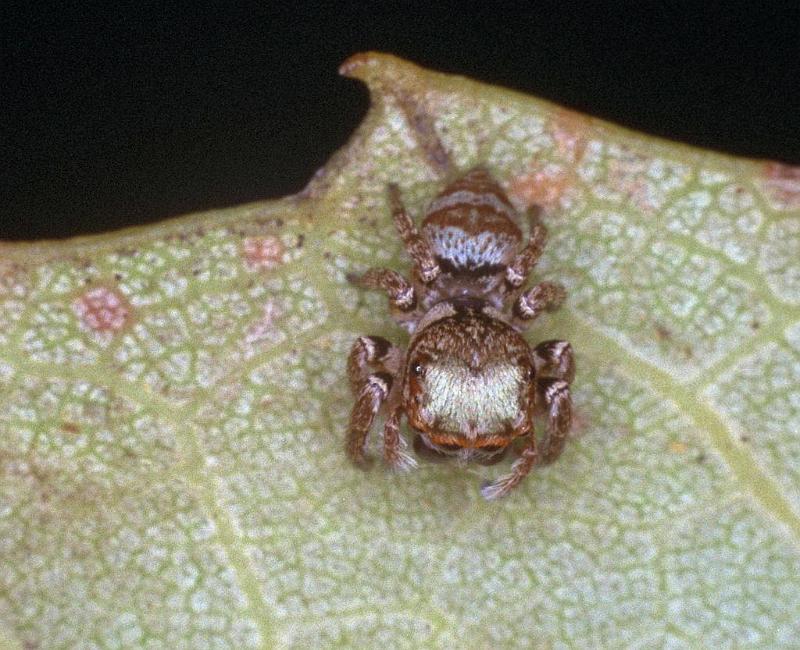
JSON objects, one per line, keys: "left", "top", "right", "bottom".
{"left": 532, "top": 339, "right": 574, "bottom": 464}
{"left": 346, "top": 336, "right": 407, "bottom": 467}
{"left": 537, "top": 377, "right": 573, "bottom": 465}
{"left": 532, "top": 339, "right": 575, "bottom": 384}
{"left": 388, "top": 183, "right": 441, "bottom": 283}
{"left": 382, "top": 406, "right": 417, "bottom": 471}
{"left": 480, "top": 340, "right": 574, "bottom": 499}
{"left": 347, "top": 335, "right": 400, "bottom": 389}
{"left": 511, "top": 282, "right": 566, "bottom": 330}
{"left": 347, "top": 372, "right": 393, "bottom": 466}
{"left": 505, "top": 213, "right": 547, "bottom": 289}
{"left": 348, "top": 268, "right": 417, "bottom": 315}
{"left": 480, "top": 443, "right": 539, "bottom": 501}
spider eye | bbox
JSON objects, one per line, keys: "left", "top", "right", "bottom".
{"left": 411, "top": 362, "right": 424, "bottom": 377}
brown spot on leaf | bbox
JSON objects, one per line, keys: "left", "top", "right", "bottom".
{"left": 508, "top": 164, "right": 571, "bottom": 210}
{"left": 73, "top": 286, "right": 131, "bottom": 333}
{"left": 654, "top": 323, "right": 672, "bottom": 341}
{"left": 550, "top": 108, "right": 589, "bottom": 162}
{"left": 669, "top": 441, "right": 688, "bottom": 454}
{"left": 243, "top": 236, "right": 285, "bottom": 271}
{"left": 761, "top": 162, "right": 800, "bottom": 210}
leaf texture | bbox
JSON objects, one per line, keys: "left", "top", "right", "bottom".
{"left": 1, "top": 53, "right": 799, "bottom": 649}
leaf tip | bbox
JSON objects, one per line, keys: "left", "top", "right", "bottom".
{"left": 338, "top": 51, "right": 422, "bottom": 87}
{"left": 337, "top": 51, "right": 375, "bottom": 78}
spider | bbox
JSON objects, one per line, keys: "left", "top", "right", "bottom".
{"left": 346, "top": 168, "right": 574, "bottom": 499}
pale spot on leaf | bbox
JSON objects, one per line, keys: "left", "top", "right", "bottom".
{"left": 244, "top": 300, "right": 282, "bottom": 346}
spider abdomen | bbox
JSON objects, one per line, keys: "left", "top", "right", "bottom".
{"left": 421, "top": 168, "right": 522, "bottom": 277}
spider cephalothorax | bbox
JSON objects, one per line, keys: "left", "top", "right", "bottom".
{"left": 346, "top": 168, "right": 574, "bottom": 499}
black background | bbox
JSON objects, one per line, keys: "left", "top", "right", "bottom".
{"left": 3, "top": 4, "right": 799, "bottom": 240}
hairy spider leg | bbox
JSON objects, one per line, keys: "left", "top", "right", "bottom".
{"left": 346, "top": 335, "right": 416, "bottom": 470}
{"left": 533, "top": 339, "right": 575, "bottom": 463}
{"left": 388, "top": 183, "right": 441, "bottom": 283}
{"left": 480, "top": 340, "right": 573, "bottom": 499}
{"left": 511, "top": 282, "right": 567, "bottom": 330}
{"left": 350, "top": 268, "right": 417, "bottom": 314}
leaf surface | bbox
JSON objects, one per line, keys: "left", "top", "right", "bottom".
{"left": 2, "top": 53, "right": 800, "bottom": 648}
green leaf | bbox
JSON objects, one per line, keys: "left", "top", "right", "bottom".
{"left": 2, "top": 52, "right": 800, "bottom": 648}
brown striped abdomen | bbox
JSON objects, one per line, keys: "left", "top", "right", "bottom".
{"left": 422, "top": 168, "right": 522, "bottom": 276}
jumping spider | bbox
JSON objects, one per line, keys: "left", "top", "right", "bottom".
{"left": 346, "top": 168, "right": 574, "bottom": 499}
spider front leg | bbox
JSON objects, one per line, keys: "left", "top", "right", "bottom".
{"left": 480, "top": 441, "right": 540, "bottom": 501}
{"left": 480, "top": 340, "right": 574, "bottom": 500}
{"left": 346, "top": 336, "right": 416, "bottom": 470}
{"left": 505, "top": 210, "right": 547, "bottom": 289}
{"left": 387, "top": 183, "right": 440, "bottom": 283}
